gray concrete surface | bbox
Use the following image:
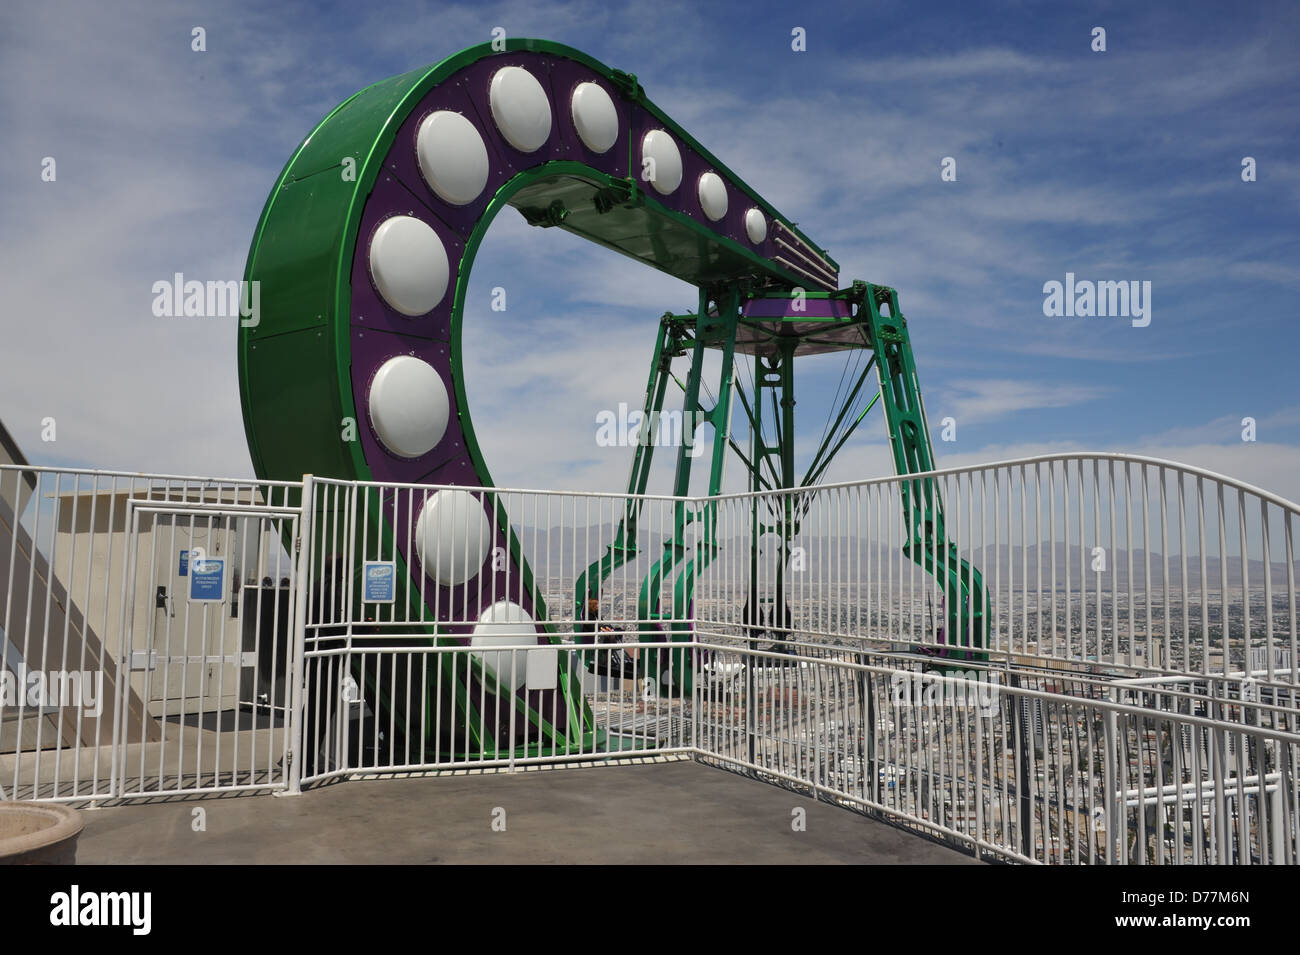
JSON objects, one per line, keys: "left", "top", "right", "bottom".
{"left": 77, "top": 759, "right": 982, "bottom": 864}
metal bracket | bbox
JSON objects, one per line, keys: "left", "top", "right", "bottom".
{"left": 520, "top": 199, "right": 570, "bottom": 227}
{"left": 593, "top": 178, "right": 640, "bottom": 214}
{"left": 609, "top": 69, "right": 641, "bottom": 100}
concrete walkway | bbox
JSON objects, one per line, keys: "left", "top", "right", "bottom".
{"left": 77, "top": 759, "right": 982, "bottom": 864}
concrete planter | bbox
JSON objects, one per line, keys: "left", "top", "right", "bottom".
{"left": 0, "top": 803, "right": 84, "bottom": 865}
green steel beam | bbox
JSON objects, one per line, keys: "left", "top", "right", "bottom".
{"left": 801, "top": 355, "right": 876, "bottom": 487}
{"left": 800, "top": 391, "right": 880, "bottom": 493}
{"left": 853, "top": 281, "right": 989, "bottom": 661}
{"left": 634, "top": 285, "right": 742, "bottom": 695}
{"left": 573, "top": 313, "right": 683, "bottom": 624}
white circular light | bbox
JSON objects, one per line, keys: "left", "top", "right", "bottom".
{"left": 641, "top": 129, "right": 683, "bottom": 195}
{"left": 416, "top": 110, "right": 489, "bottom": 205}
{"left": 570, "top": 82, "right": 618, "bottom": 153}
{"left": 415, "top": 489, "right": 492, "bottom": 586}
{"left": 367, "top": 356, "right": 449, "bottom": 459}
{"left": 471, "top": 601, "right": 539, "bottom": 691}
{"left": 745, "top": 207, "right": 768, "bottom": 244}
{"left": 697, "top": 171, "right": 728, "bottom": 221}
{"left": 369, "top": 215, "right": 449, "bottom": 316}
{"left": 489, "top": 66, "right": 552, "bottom": 152}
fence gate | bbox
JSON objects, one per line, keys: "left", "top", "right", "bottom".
{"left": 114, "top": 500, "right": 301, "bottom": 798}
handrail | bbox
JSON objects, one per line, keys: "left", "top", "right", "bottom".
{"left": 703, "top": 450, "right": 1300, "bottom": 514}
{"left": 7, "top": 451, "right": 1294, "bottom": 516}
{"left": 0, "top": 462, "right": 300, "bottom": 488}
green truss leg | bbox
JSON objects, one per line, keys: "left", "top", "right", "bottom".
{"left": 744, "top": 339, "right": 798, "bottom": 651}
{"left": 852, "top": 281, "right": 989, "bottom": 663}
{"left": 636, "top": 284, "right": 742, "bottom": 696}
{"left": 573, "top": 312, "right": 686, "bottom": 669}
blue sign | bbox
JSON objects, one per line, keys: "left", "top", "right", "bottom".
{"left": 189, "top": 558, "right": 225, "bottom": 602}
{"left": 363, "top": 561, "right": 396, "bottom": 604}
{"left": 178, "top": 549, "right": 189, "bottom": 576}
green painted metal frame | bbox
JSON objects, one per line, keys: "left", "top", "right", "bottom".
{"left": 238, "top": 39, "right": 832, "bottom": 754}
{"left": 571, "top": 278, "right": 992, "bottom": 673}
{"left": 850, "top": 282, "right": 990, "bottom": 660}
{"left": 572, "top": 277, "right": 994, "bottom": 686}
{"left": 572, "top": 285, "right": 744, "bottom": 697}
{"left": 240, "top": 38, "right": 987, "bottom": 756}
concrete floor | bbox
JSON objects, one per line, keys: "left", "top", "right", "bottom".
{"left": 75, "top": 759, "right": 980, "bottom": 864}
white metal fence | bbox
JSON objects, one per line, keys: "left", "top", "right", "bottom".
{"left": 0, "top": 465, "right": 299, "bottom": 800}
{"left": 3, "top": 454, "right": 1298, "bottom": 864}
{"left": 691, "top": 640, "right": 1299, "bottom": 864}
{"left": 296, "top": 477, "right": 698, "bottom": 784}
{"left": 699, "top": 453, "right": 1299, "bottom": 684}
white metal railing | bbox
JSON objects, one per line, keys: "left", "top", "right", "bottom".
{"left": 302, "top": 476, "right": 696, "bottom": 635}
{"left": 4, "top": 453, "right": 1299, "bottom": 865}
{"left": 691, "top": 639, "right": 1300, "bottom": 864}
{"left": 296, "top": 477, "right": 698, "bottom": 783}
{"left": 0, "top": 464, "right": 299, "bottom": 800}
{"left": 296, "top": 641, "right": 694, "bottom": 785}
{"left": 700, "top": 453, "right": 1300, "bottom": 686}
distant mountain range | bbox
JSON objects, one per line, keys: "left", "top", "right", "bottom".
{"left": 514, "top": 523, "right": 1300, "bottom": 592}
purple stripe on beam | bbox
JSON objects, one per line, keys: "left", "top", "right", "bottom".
{"left": 742, "top": 297, "right": 852, "bottom": 320}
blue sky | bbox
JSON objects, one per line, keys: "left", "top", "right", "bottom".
{"left": 1, "top": 0, "right": 1297, "bottom": 499}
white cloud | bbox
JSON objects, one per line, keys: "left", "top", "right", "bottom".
{"left": 844, "top": 48, "right": 1064, "bottom": 83}
{"left": 933, "top": 378, "right": 1108, "bottom": 426}
{"left": 0, "top": 1, "right": 1295, "bottom": 523}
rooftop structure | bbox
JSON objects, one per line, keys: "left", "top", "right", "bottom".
{"left": 2, "top": 41, "right": 1297, "bottom": 866}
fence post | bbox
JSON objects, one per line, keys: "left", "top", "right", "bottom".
{"left": 691, "top": 636, "right": 699, "bottom": 757}
{"left": 1009, "top": 672, "right": 1033, "bottom": 858}
{"left": 508, "top": 649, "right": 518, "bottom": 773}
{"left": 108, "top": 499, "right": 143, "bottom": 800}
{"left": 862, "top": 663, "right": 877, "bottom": 804}
{"left": 1271, "top": 769, "right": 1285, "bottom": 863}
{"left": 973, "top": 681, "right": 984, "bottom": 861}
{"left": 283, "top": 473, "right": 314, "bottom": 796}
{"left": 811, "top": 664, "right": 823, "bottom": 799}
{"left": 749, "top": 656, "right": 761, "bottom": 769}
{"left": 1103, "top": 691, "right": 1120, "bottom": 864}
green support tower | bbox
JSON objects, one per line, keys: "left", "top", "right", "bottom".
{"left": 238, "top": 39, "right": 989, "bottom": 764}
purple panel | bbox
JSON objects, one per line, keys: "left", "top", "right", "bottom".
{"left": 625, "top": 110, "right": 781, "bottom": 268}
{"left": 457, "top": 55, "right": 568, "bottom": 177}
{"left": 626, "top": 111, "right": 685, "bottom": 219}
{"left": 379, "top": 485, "right": 541, "bottom": 619}
{"left": 373, "top": 482, "right": 550, "bottom": 715}
{"left": 379, "top": 77, "right": 515, "bottom": 239}
{"left": 742, "top": 297, "right": 853, "bottom": 320}
{"left": 377, "top": 52, "right": 598, "bottom": 240}
{"left": 348, "top": 326, "right": 464, "bottom": 482}
{"left": 678, "top": 144, "right": 743, "bottom": 250}
{"left": 350, "top": 173, "right": 463, "bottom": 342}
{"left": 377, "top": 52, "right": 632, "bottom": 236}
{"left": 544, "top": 57, "right": 631, "bottom": 181}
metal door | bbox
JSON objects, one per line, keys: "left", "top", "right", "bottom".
{"left": 114, "top": 500, "right": 300, "bottom": 797}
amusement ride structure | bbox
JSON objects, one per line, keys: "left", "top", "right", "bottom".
{"left": 238, "top": 39, "right": 988, "bottom": 760}
{"left": 1, "top": 35, "right": 1294, "bottom": 868}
